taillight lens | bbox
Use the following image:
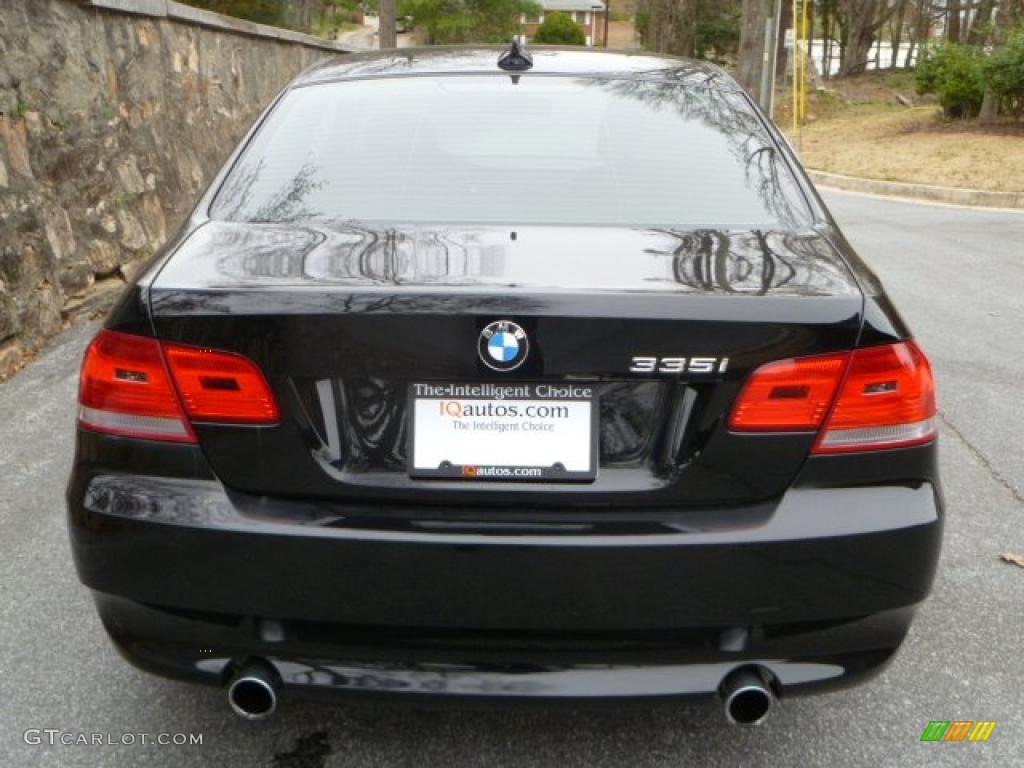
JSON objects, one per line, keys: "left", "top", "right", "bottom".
{"left": 813, "top": 341, "right": 936, "bottom": 454}
{"left": 78, "top": 330, "right": 195, "bottom": 442}
{"left": 728, "top": 352, "right": 848, "bottom": 431}
{"left": 78, "top": 330, "right": 279, "bottom": 442}
{"left": 730, "top": 341, "right": 937, "bottom": 453}
{"left": 163, "top": 343, "right": 279, "bottom": 424}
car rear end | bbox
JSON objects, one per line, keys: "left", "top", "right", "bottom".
{"left": 67, "top": 48, "right": 942, "bottom": 723}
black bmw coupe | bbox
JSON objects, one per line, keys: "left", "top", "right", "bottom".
{"left": 67, "top": 46, "right": 942, "bottom": 725}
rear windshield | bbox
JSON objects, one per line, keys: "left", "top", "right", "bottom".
{"left": 211, "top": 75, "right": 811, "bottom": 229}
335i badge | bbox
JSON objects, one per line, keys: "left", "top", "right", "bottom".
{"left": 67, "top": 45, "right": 942, "bottom": 725}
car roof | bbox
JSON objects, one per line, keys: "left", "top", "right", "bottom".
{"left": 294, "top": 46, "right": 739, "bottom": 91}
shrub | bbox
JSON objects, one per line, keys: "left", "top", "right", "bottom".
{"left": 178, "top": 0, "right": 286, "bottom": 27}
{"left": 915, "top": 43, "right": 987, "bottom": 118}
{"left": 986, "top": 29, "right": 1024, "bottom": 119}
{"left": 634, "top": 9, "right": 649, "bottom": 43}
{"left": 696, "top": 11, "right": 740, "bottom": 62}
{"left": 532, "top": 12, "right": 586, "bottom": 45}
{"left": 401, "top": 0, "right": 540, "bottom": 43}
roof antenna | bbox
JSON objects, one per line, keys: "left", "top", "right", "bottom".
{"left": 498, "top": 38, "right": 533, "bottom": 73}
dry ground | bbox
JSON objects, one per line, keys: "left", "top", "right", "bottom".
{"left": 783, "top": 73, "right": 1024, "bottom": 192}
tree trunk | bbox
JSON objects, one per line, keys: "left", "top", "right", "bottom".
{"left": 644, "top": 0, "right": 659, "bottom": 50}
{"left": 645, "top": 0, "right": 697, "bottom": 57}
{"left": 890, "top": 0, "right": 906, "bottom": 69}
{"left": 298, "top": 0, "right": 314, "bottom": 33}
{"left": 978, "top": 0, "right": 1023, "bottom": 119}
{"left": 379, "top": 0, "right": 397, "bottom": 48}
{"left": 670, "top": 0, "right": 698, "bottom": 57}
{"left": 993, "top": 0, "right": 1022, "bottom": 38}
{"left": 966, "top": 0, "right": 996, "bottom": 44}
{"left": 823, "top": 2, "right": 833, "bottom": 78}
{"left": 907, "top": 0, "right": 931, "bottom": 68}
{"left": 737, "top": 0, "right": 776, "bottom": 95}
{"left": 646, "top": 0, "right": 663, "bottom": 51}
{"left": 978, "top": 88, "right": 997, "bottom": 124}
{"left": 837, "top": 0, "right": 899, "bottom": 76}
{"left": 807, "top": 0, "right": 816, "bottom": 81}
{"left": 946, "top": 0, "right": 961, "bottom": 43}
{"left": 776, "top": 0, "right": 792, "bottom": 76}
{"left": 839, "top": 3, "right": 876, "bottom": 76}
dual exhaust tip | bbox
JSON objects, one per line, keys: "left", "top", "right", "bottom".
{"left": 719, "top": 666, "right": 777, "bottom": 726}
{"left": 226, "top": 659, "right": 777, "bottom": 725}
{"left": 227, "top": 660, "right": 281, "bottom": 720}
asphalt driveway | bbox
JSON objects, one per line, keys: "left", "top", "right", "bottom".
{"left": 0, "top": 190, "right": 1021, "bottom": 767}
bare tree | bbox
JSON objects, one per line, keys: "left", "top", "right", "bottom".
{"left": 978, "top": 0, "right": 1023, "bottom": 121}
{"left": 737, "top": 0, "right": 777, "bottom": 96}
{"left": 1000, "top": 0, "right": 1024, "bottom": 27}
{"left": 837, "top": 0, "right": 901, "bottom": 75}
{"left": 380, "top": 0, "right": 397, "bottom": 47}
{"left": 888, "top": 0, "right": 908, "bottom": 69}
{"left": 641, "top": 0, "right": 699, "bottom": 57}
{"left": 301, "top": 0, "right": 314, "bottom": 31}
{"left": 903, "top": 0, "right": 943, "bottom": 70}
{"left": 966, "top": 0, "right": 997, "bottom": 42}
{"left": 822, "top": 0, "right": 836, "bottom": 77}
{"left": 946, "top": 0, "right": 962, "bottom": 41}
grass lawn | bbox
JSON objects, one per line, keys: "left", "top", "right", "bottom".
{"left": 782, "top": 73, "right": 1024, "bottom": 193}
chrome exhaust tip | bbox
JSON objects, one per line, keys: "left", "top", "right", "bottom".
{"left": 227, "top": 659, "right": 281, "bottom": 720}
{"left": 719, "top": 666, "right": 776, "bottom": 726}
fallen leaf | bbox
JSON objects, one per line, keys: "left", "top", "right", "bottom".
{"left": 1001, "top": 552, "right": 1024, "bottom": 569}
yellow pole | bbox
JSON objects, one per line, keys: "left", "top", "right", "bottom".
{"left": 792, "top": 0, "right": 798, "bottom": 134}
{"left": 796, "top": 1, "right": 803, "bottom": 125}
{"left": 799, "top": 0, "right": 805, "bottom": 123}
{"left": 798, "top": 0, "right": 806, "bottom": 120}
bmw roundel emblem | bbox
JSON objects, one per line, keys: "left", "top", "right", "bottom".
{"left": 478, "top": 320, "right": 529, "bottom": 372}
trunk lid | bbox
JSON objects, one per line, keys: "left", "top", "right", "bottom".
{"left": 149, "top": 221, "right": 863, "bottom": 507}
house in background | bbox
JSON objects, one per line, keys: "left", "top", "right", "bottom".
{"left": 520, "top": 0, "right": 608, "bottom": 47}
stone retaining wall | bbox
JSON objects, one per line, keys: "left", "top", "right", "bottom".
{"left": 0, "top": 0, "right": 350, "bottom": 378}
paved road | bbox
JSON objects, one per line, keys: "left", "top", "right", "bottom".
{"left": 1, "top": 190, "right": 1022, "bottom": 767}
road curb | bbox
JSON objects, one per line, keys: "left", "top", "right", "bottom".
{"left": 807, "top": 170, "right": 1024, "bottom": 210}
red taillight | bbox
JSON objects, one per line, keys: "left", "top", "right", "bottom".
{"left": 813, "top": 341, "right": 936, "bottom": 454}
{"left": 163, "top": 343, "right": 279, "bottom": 424}
{"left": 78, "top": 330, "right": 195, "bottom": 442}
{"left": 78, "top": 330, "right": 279, "bottom": 442}
{"left": 729, "top": 341, "right": 937, "bottom": 454}
{"left": 728, "top": 352, "right": 847, "bottom": 431}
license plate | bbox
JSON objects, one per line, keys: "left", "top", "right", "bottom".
{"left": 409, "top": 383, "right": 598, "bottom": 481}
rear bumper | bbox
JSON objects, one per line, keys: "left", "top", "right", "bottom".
{"left": 70, "top": 480, "right": 942, "bottom": 631}
{"left": 68, "top": 433, "right": 943, "bottom": 701}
